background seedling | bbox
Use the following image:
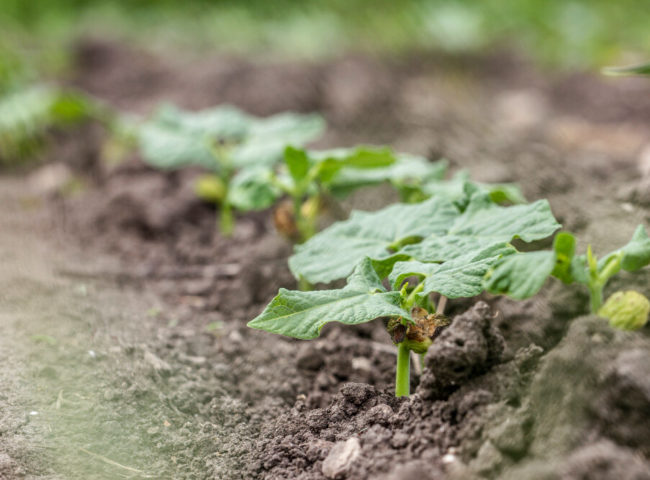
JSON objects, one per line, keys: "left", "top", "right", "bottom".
{"left": 485, "top": 225, "right": 650, "bottom": 327}
{"left": 0, "top": 85, "right": 113, "bottom": 166}
{"left": 271, "top": 145, "right": 397, "bottom": 242}
{"left": 250, "top": 192, "right": 560, "bottom": 396}
{"left": 138, "top": 103, "right": 324, "bottom": 235}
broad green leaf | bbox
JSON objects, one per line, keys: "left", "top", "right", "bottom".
{"left": 603, "top": 62, "right": 650, "bottom": 77}
{"left": 484, "top": 251, "right": 555, "bottom": 299}
{"left": 139, "top": 123, "right": 218, "bottom": 170}
{"left": 484, "top": 232, "right": 577, "bottom": 299}
{"left": 248, "top": 258, "right": 410, "bottom": 339}
{"left": 329, "top": 155, "right": 446, "bottom": 198}
{"left": 289, "top": 196, "right": 460, "bottom": 284}
{"left": 231, "top": 113, "right": 325, "bottom": 168}
{"left": 153, "top": 103, "right": 250, "bottom": 139}
{"left": 413, "top": 170, "right": 526, "bottom": 207}
{"left": 138, "top": 104, "right": 324, "bottom": 171}
{"left": 400, "top": 197, "right": 560, "bottom": 262}
{"left": 392, "top": 243, "right": 516, "bottom": 298}
{"left": 606, "top": 225, "right": 650, "bottom": 272}
{"left": 228, "top": 167, "right": 281, "bottom": 211}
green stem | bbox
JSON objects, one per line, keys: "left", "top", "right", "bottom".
{"left": 298, "top": 276, "right": 313, "bottom": 291}
{"left": 403, "top": 283, "right": 425, "bottom": 311}
{"left": 589, "top": 283, "right": 603, "bottom": 313}
{"left": 395, "top": 342, "right": 411, "bottom": 397}
{"left": 219, "top": 201, "right": 234, "bottom": 237}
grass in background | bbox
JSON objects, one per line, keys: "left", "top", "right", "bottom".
{"left": 0, "top": 0, "right": 648, "bottom": 70}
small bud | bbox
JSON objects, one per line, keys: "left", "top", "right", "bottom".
{"left": 195, "top": 175, "right": 226, "bottom": 202}
{"left": 598, "top": 290, "right": 650, "bottom": 331}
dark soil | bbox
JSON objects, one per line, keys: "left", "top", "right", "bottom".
{"left": 1, "top": 38, "right": 649, "bottom": 479}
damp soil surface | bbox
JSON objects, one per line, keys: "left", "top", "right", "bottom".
{"left": 2, "top": 39, "right": 650, "bottom": 479}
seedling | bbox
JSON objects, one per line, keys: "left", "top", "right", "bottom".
{"left": 0, "top": 85, "right": 106, "bottom": 165}
{"left": 249, "top": 192, "right": 560, "bottom": 396}
{"left": 485, "top": 225, "right": 650, "bottom": 327}
{"left": 137, "top": 104, "right": 324, "bottom": 235}
{"left": 271, "top": 145, "right": 397, "bottom": 242}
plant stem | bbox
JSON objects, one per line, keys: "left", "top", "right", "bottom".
{"left": 588, "top": 283, "right": 603, "bottom": 313}
{"left": 403, "top": 283, "right": 424, "bottom": 311}
{"left": 219, "top": 201, "right": 234, "bottom": 237}
{"left": 298, "top": 276, "right": 313, "bottom": 291}
{"left": 395, "top": 342, "right": 411, "bottom": 397}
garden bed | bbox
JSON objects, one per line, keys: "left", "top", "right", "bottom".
{"left": 1, "top": 39, "right": 649, "bottom": 479}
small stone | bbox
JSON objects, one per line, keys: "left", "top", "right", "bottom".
{"left": 322, "top": 437, "right": 361, "bottom": 479}
{"left": 28, "top": 163, "right": 73, "bottom": 196}
{"left": 390, "top": 431, "right": 409, "bottom": 449}
{"left": 365, "top": 404, "right": 393, "bottom": 426}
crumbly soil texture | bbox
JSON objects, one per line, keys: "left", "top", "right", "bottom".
{"left": 2, "top": 39, "right": 650, "bottom": 479}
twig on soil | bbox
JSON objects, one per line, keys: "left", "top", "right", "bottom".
{"left": 78, "top": 447, "right": 152, "bottom": 477}
{"left": 437, "top": 295, "right": 447, "bottom": 315}
{"left": 411, "top": 351, "right": 422, "bottom": 376}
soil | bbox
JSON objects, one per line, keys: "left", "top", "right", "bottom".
{"left": 1, "top": 38, "right": 650, "bottom": 479}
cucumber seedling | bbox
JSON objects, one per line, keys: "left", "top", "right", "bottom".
{"left": 485, "top": 225, "right": 650, "bottom": 329}
{"left": 249, "top": 192, "right": 560, "bottom": 396}
{"left": 138, "top": 104, "right": 324, "bottom": 235}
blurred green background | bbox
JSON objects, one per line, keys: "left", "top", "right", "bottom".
{"left": 1, "top": 0, "right": 649, "bottom": 85}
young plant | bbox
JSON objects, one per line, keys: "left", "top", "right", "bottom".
{"left": 0, "top": 85, "right": 105, "bottom": 165}
{"left": 485, "top": 225, "right": 650, "bottom": 328}
{"left": 137, "top": 104, "right": 324, "bottom": 235}
{"left": 249, "top": 192, "right": 560, "bottom": 396}
{"left": 271, "top": 145, "right": 397, "bottom": 242}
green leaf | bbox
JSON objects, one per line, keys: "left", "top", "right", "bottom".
{"left": 484, "top": 251, "right": 555, "bottom": 299}
{"left": 616, "top": 225, "right": 650, "bottom": 272}
{"left": 485, "top": 183, "right": 527, "bottom": 205}
{"left": 139, "top": 122, "right": 218, "bottom": 170}
{"left": 329, "top": 155, "right": 446, "bottom": 198}
{"left": 289, "top": 196, "right": 460, "bottom": 284}
{"left": 603, "top": 62, "right": 650, "bottom": 77}
{"left": 228, "top": 167, "right": 281, "bottom": 211}
{"left": 154, "top": 103, "right": 250, "bottom": 139}
{"left": 312, "top": 146, "right": 397, "bottom": 185}
{"left": 400, "top": 197, "right": 560, "bottom": 262}
{"left": 248, "top": 258, "right": 409, "bottom": 339}
{"left": 284, "top": 146, "right": 310, "bottom": 183}
{"left": 392, "top": 243, "right": 516, "bottom": 298}
{"left": 551, "top": 232, "right": 576, "bottom": 283}
{"left": 484, "top": 232, "right": 576, "bottom": 299}
{"left": 231, "top": 113, "right": 325, "bottom": 168}
{"left": 138, "top": 104, "right": 324, "bottom": 171}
